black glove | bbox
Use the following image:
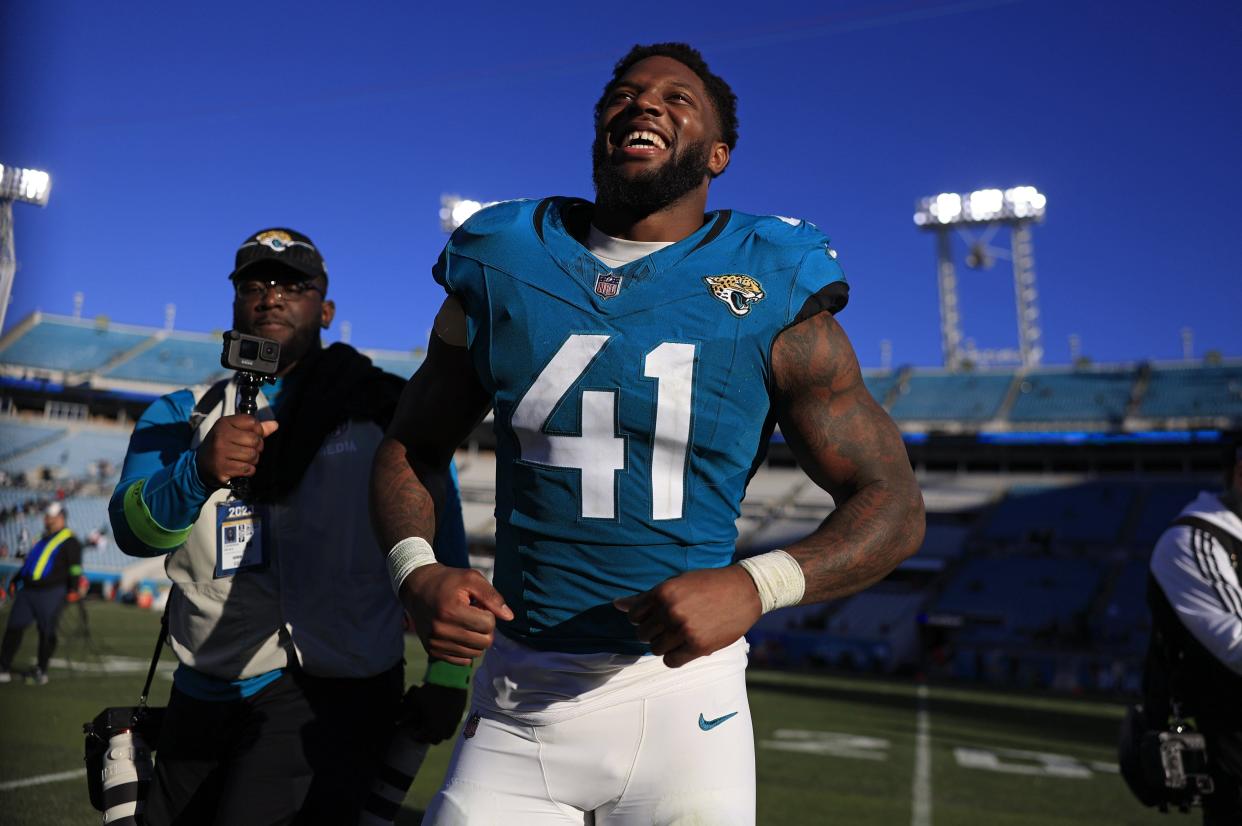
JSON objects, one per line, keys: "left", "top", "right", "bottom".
{"left": 396, "top": 682, "right": 468, "bottom": 744}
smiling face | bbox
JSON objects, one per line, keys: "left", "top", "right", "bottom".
{"left": 592, "top": 55, "right": 730, "bottom": 217}
{"left": 231, "top": 264, "right": 334, "bottom": 374}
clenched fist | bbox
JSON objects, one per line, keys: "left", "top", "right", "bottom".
{"left": 195, "top": 414, "right": 279, "bottom": 489}
{"left": 614, "top": 565, "right": 762, "bottom": 668}
{"left": 400, "top": 563, "right": 514, "bottom": 666}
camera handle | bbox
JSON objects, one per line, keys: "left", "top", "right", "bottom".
{"left": 229, "top": 371, "right": 274, "bottom": 499}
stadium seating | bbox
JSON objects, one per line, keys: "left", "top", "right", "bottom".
{"left": 1096, "top": 558, "right": 1151, "bottom": 648}
{"left": 1008, "top": 369, "right": 1135, "bottom": 423}
{"left": 105, "top": 335, "right": 227, "bottom": 385}
{"left": 0, "top": 420, "right": 66, "bottom": 461}
{"left": 888, "top": 372, "right": 1014, "bottom": 422}
{"left": 0, "top": 317, "right": 149, "bottom": 372}
{"left": 917, "top": 523, "right": 970, "bottom": 559}
{"left": 933, "top": 555, "right": 1104, "bottom": 636}
{"left": 1130, "top": 481, "right": 1209, "bottom": 545}
{"left": 981, "top": 481, "right": 1135, "bottom": 546}
{"left": 828, "top": 591, "right": 925, "bottom": 638}
{"left": 1139, "top": 364, "right": 1242, "bottom": 419}
{"left": 862, "top": 371, "right": 901, "bottom": 407}
{"left": 363, "top": 351, "right": 423, "bottom": 380}
{"left": 0, "top": 428, "right": 130, "bottom": 479}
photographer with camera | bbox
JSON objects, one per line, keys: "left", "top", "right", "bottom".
{"left": 108, "top": 228, "right": 468, "bottom": 825}
{"left": 0, "top": 502, "right": 82, "bottom": 685}
{"left": 1142, "top": 437, "right": 1242, "bottom": 822}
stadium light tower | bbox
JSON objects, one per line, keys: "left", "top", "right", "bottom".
{"left": 0, "top": 164, "right": 53, "bottom": 334}
{"left": 439, "top": 193, "right": 500, "bottom": 233}
{"left": 914, "top": 186, "right": 1046, "bottom": 370}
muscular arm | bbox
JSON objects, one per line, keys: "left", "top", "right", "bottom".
{"left": 371, "top": 301, "right": 492, "bottom": 551}
{"left": 772, "top": 312, "right": 925, "bottom": 602}
{"left": 618, "top": 311, "right": 924, "bottom": 667}
{"left": 370, "top": 295, "right": 511, "bottom": 665}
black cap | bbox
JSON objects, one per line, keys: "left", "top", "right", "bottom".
{"left": 229, "top": 228, "right": 328, "bottom": 283}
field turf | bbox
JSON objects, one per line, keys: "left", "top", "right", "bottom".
{"left": 0, "top": 600, "right": 1170, "bottom": 825}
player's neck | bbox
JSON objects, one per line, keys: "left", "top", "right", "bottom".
{"left": 592, "top": 190, "right": 710, "bottom": 243}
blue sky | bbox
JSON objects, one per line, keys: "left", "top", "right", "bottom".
{"left": 4, "top": 0, "right": 1239, "bottom": 368}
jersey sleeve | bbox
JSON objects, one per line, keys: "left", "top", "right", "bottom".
{"left": 788, "top": 242, "right": 849, "bottom": 326}
{"left": 1151, "top": 524, "right": 1242, "bottom": 676}
{"left": 108, "top": 389, "right": 213, "bottom": 558}
{"left": 432, "top": 199, "right": 532, "bottom": 295}
{"left": 431, "top": 200, "right": 534, "bottom": 351}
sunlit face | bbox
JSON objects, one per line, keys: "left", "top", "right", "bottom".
{"left": 592, "top": 56, "right": 729, "bottom": 215}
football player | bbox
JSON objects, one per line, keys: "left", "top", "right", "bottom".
{"left": 371, "top": 42, "right": 925, "bottom": 825}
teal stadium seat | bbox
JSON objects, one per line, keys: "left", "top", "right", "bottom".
{"left": 0, "top": 318, "right": 148, "bottom": 372}
{"left": 1008, "top": 370, "right": 1135, "bottom": 423}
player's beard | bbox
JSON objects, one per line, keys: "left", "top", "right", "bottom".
{"left": 592, "top": 134, "right": 711, "bottom": 218}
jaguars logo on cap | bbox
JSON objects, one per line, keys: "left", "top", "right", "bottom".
{"left": 254, "top": 230, "right": 297, "bottom": 252}
{"left": 705, "top": 274, "right": 765, "bottom": 318}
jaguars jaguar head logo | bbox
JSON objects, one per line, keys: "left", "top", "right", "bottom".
{"left": 254, "top": 230, "right": 295, "bottom": 252}
{"left": 704, "top": 274, "right": 765, "bottom": 318}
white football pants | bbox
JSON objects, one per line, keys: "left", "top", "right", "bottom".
{"left": 423, "top": 667, "right": 755, "bottom": 825}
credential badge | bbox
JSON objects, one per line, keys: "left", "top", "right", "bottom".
{"left": 594, "top": 272, "right": 623, "bottom": 299}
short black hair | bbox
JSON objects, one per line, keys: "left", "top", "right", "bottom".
{"left": 595, "top": 43, "right": 739, "bottom": 154}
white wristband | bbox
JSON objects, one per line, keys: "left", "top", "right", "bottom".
{"left": 387, "top": 537, "right": 437, "bottom": 596}
{"left": 738, "top": 550, "right": 806, "bottom": 614}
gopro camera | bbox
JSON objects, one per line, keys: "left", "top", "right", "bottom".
{"left": 221, "top": 330, "right": 280, "bottom": 375}
{"left": 220, "top": 331, "right": 280, "bottom": 498}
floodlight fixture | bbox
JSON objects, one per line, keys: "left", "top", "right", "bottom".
{"left": 440, "top": 193, "right": 500, "bottom": 233}
{"left": 0, "top": 162, "right": 54, "bottom": 334}
{"left": 913, "top": 185, "right": 1045, "bottom": 227}
{"left": 0, "top": 164, "right": 53, "bottom": 207}
{"left": 914, "top": 183, "right": 1047, "bottom": 370}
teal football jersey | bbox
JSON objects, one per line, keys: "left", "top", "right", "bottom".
{"left": 434, "top": 197, "right": 847, "bottom": 653}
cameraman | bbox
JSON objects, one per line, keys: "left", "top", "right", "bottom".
{"left": 1147, "top": 438, "right": 1242, "bottom": 823}
{"left": 109, "top": 228, "right": 468, "bottom": 825}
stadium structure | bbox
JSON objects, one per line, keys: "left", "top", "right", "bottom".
{"left": 0, "top": 309, "right": 1239, "bottom": 699}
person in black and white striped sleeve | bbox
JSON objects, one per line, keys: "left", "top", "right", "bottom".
{"left": 1148, "top": 436, "right": 1242, "bottom": 824}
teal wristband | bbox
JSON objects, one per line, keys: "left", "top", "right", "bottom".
{"left": 425, "top": 660, "right": 471, "bottom": 690}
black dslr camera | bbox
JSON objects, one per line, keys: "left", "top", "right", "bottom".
{"left": 1120, "top": 704, "right": 1215, "bottom": 813}
{"left": 220, "top": 331, "right": 280, "bottom": 498}
{"left": 83, "top": 705, "right": 166, "bottom": 821}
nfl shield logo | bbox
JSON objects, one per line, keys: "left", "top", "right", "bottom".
{"left": 594, "top": 272, "right": 623, "bottom": 299}
{"left": 463, "top": 713, "right": 481, "bottom": 739}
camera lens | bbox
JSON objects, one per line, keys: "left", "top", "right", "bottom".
{"left": 261, "top": 343, "right": 278, "bottom": 359}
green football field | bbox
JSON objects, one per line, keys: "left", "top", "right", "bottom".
{"left": 0, "top": 600, "right": 1168, "bottom": 825}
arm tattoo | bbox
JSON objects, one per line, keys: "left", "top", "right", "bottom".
{"left": 371, "top": 438, "right": 441, "bottom": 551}
{"left": 770, "top": 312, "right": 925, "bottom": 604}
{"left": 370, "top": 334, "right": 491, "bottom": 551}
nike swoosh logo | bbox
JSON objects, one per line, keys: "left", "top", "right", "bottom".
{"left": 698, "top": 712, "right": 739, "bottom": 731}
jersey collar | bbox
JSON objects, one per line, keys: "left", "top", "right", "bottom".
{"left": 535, "top": 197, "right": 733, "bottom": 280}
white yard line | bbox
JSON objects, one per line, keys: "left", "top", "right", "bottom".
{"left": 911, "top": 683, "right": 932, "bottom": 826}
{"left": 0, "top": 768, "right": 87, "bottom": 791}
